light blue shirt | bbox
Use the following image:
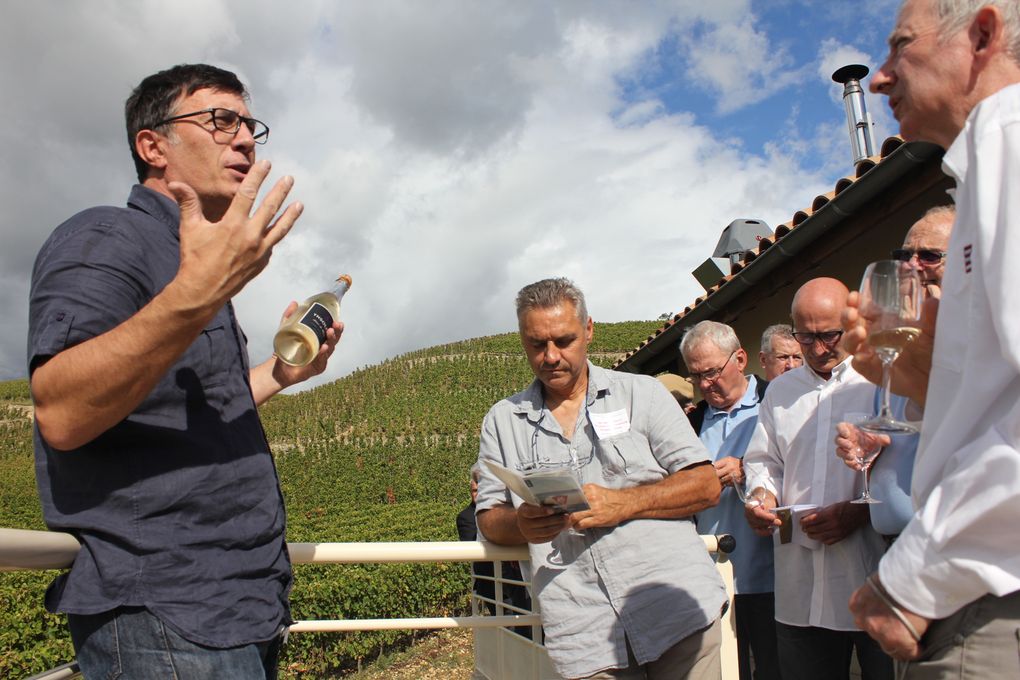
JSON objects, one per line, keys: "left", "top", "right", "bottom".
{"left": 868, "top": 393, "right": 916, "bottom": 536}
{"left": 694, "top": 376, "right": 775, "bottom": 594}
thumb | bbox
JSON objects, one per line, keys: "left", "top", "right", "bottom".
{"left": 167, "top": 181, "right": 203, "bottom": 226}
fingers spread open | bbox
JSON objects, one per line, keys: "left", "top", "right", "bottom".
{"left": 224, "top": 159, "right": 273, "bottom": 222}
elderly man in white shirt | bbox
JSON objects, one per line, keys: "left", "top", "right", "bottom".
{"left": 744, "top": 278, "right": 892, "bottom": 680}
{"left": 839, "top": 0, "right": 1020, "bottom": 676}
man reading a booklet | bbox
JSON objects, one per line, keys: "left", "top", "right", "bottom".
{"left": 742, "top": 278, "right": 891, "bottom": 680}
{"left": 475, "top": 277, "right": 727, "bottom": 680}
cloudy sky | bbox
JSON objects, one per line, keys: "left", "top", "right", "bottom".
{"left": 0, "top": 0, "right": 901, "bottom": 389}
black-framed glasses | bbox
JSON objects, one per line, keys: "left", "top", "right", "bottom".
{"left": 150, "top": 108, "right": 269, "bottom": 144}
{"left": 891, "top": 248, "right": 946, "bottom": 265}
{"left": 791, "top": 329, "right": 844, "bottom": 346}
{"left": 689, "top": 350, "right": 737, "bottom": 384}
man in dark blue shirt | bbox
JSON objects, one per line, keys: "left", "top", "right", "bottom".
{"left": 28, "top": 64, "right": 342, "bottom": 679}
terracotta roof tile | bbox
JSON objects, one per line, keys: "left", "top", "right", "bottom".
{"left": 613, "top": 135, "right": 910, "bottom": 371}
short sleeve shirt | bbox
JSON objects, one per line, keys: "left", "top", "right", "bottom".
{"left": 28, "top": 185, "right": 291, "bottom": 648}
{"left": 475, "top": 362, "right": 727, "bottom": 679}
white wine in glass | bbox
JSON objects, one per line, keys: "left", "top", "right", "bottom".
{"left": 856, "top": 260, "right": 921, "bottom": 433}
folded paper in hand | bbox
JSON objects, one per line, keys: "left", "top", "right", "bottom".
{"left": 483, "top": 460, "right": 590, "bottom": 513}
{"left": 773, "top": 504, "right": 821, "bottom": 550}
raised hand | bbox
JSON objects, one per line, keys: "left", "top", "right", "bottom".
{"left": 842, "top": 290, "right": 938, "bottom": 407}
{"left": 168, "top": 159, "right": 302, "bottom": 312}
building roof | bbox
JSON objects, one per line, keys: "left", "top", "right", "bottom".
{"left": 614, "top": 136, "right": 952, "bottom": 377}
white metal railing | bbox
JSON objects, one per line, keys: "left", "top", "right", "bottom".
{"left": 1, "top": 529, "right": 737, "bottom": 679}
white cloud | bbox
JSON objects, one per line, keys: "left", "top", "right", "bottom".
{"left": 681, "top": 12, "right": 811, "bottom": 115}
{"left": 1, "top": 0, "right": 842, "bottom": 390}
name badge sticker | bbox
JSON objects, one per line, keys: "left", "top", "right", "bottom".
{"left": 590, "top": 409, "right": 630, "bottom": 439}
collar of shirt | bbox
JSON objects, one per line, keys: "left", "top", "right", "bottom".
{"left": 127, "top": 184, "right": 182, "bottom": 237}
{"left": 511, "top": 360, "right": 609, "bottom": 426}
{"left": 705, "top": 374, "right": 760, "bottom": 422}
{"left": 800, "top": 355, "right": 854, "bottom": 387}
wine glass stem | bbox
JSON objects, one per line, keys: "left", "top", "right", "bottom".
{"left": 861, "top": 465, "right": 871, "bottom": 499}
{"left": 878, "top": 352, "right": 898, "bottom": 420}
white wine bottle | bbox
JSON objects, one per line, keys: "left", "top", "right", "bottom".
{"left": 273, "top": 274, "right": 352, "bottom": 367}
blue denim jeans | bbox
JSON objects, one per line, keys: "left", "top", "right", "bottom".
{"left": 68, "top": 607, "right": 283, "bottom": 679}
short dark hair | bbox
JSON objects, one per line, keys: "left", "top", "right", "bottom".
{"left": 515, "top": 277, "right": 589, "bottom": 325}
{"left": 124, "top": 64, "right": 248, "bottom": 182}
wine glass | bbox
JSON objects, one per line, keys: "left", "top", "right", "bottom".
{"left": 732, "top": 479, "right": 767, "bottom": 510}
{"left": 849, "top": 423, "right": 884, "bottom": 504}
{"left": 855, "top": 260, "right": 922, "bottom": 434}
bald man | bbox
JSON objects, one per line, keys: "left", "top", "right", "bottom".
{"left": 743, "top": 278, "right": 892, "bottom": 680}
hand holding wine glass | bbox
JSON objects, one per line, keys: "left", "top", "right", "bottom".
{"left": 855, "top": 260, "right": 922, "bottom": 433}
{"left": 842, "top": 421, "right": 886, "bottom": 504}
{"left": 835, "top": 421, "right": 891, "bottom": 472}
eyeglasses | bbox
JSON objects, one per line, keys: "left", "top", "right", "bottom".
{"left": 891, "top": 248, "right": 946, "bottom": 265}
{"left": 689, "top": 351, "right": 736, "bottom": 384}
{"left": 150, "top": 108, "right": 269, "bottom": 144}
{"left": 791, "top": 330, "right": 844, "bottom": 346}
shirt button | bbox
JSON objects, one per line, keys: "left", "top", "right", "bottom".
{"left": 570, "top": 447, "right": 577, "bottom": 454}
{"left": 953, "top": 633, "right": 965, "bottom": 645}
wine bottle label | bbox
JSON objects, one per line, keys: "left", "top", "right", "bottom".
{"left": 298, "top": 303, "right": 334, "bottom": 345}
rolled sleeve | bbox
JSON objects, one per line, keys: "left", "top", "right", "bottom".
{"left": 28, "top": 218, "right": 153, "bottom": 372}
{"left": 643, "top": 378, "right": 711, "bottom": 473}
{"left": 475, "top": 408, "right": 513, "bottom": 513}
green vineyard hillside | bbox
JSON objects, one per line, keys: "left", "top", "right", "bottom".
{"left": 0, "top": 320, "right": 661, "bottom": 677}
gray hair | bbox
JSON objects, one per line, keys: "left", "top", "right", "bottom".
{"left": 760, "top": 323, "right": 796, "bottom": 354}
{"left": 515, "top": 278, "right": 589, "bottom": 324}
{"left": 679, "top": 321, "right": 740, "bottom": 361}
{"left": 933, "top": 0, "right": 1020, "bottom": 63}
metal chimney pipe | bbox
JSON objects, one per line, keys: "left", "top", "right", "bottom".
{"left": 832, "top": 64, "right": 876, "bottom": 165}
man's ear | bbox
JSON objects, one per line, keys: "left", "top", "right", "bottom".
{"left": 971, "top": 5, "right": 1002, "bottom": 57}
{"left": 135, "top": 129, "right": 168, "bottom": 172}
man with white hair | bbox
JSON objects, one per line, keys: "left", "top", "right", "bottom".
{"left": 682, "top": 321, "right": 780, "bottom": 680}
{"left": 843, "top": 0, "right": 1020, "bottom": 674}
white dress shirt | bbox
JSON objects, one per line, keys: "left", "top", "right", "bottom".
{"left": 879, "top": 83, "right": 1020, "bottom": 621}
{"left": 744, "top": 358, "right": 886, "bottom": 630}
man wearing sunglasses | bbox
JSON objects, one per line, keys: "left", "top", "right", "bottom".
{"left": 834, "top": 205, "right": 955, "bottom": 543}
{"left": 27, "top": 64, "right": 342, "bottom": 679}
{"left": 842, "top": 1, "right": 1020, "bottom": 674}
{"left": 743, "top": 278, "right": 892, "bottom": 680}
{"left": 890, "top": 205, "right": 955, "bottom": 293}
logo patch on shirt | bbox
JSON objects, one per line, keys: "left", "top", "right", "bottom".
{"left": 963, "top": 243, "right": 973, "bottom": 273}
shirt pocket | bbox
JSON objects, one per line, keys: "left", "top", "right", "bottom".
{"left": 596, "top": 431, "right": 660, "bottom": 485}
{"left": 196, "top": 321, "right": 231, "bottom": 387}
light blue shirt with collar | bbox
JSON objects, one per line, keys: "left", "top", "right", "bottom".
{"left": 694, "top": 375, "right": 775, "bottom": 594}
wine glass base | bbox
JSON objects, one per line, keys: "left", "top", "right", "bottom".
{"left": 857, "top": 417, "right": 919, "bottom": 434}
{"left": 851, "top": 497, "right": 883, "bottom": 504}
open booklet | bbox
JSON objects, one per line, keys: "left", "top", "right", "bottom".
{"left": 483, "top": 460, "right": 590, "bottom": 513}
